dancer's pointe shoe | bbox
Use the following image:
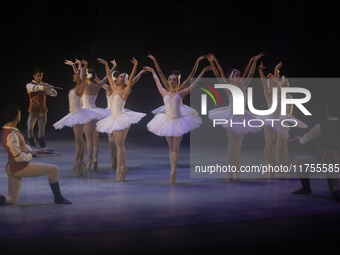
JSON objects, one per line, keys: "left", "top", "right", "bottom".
{"left": 116, "top": 167, "right": 123, "bottom": 182}
{"left": 121, "top": 166, "right": 128, "bottom": 181}
{"left": 170, "top": 170, "right": 178, "bottom": 185}
{"left": 79, "top": 161, "right": 86, "bottom": 176}
{"left": 72, "top": 162, "right": 79, "bottom": 177}
{"left": 93, "top": 159, "right": 98, "bottom": 172}
{"left": 87, "top": 159, "right": 94, "bottom": 171}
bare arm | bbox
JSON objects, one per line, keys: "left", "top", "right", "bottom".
{"left": 180, "top": 65, "right": 213, "bottom": 98}
{"left": 132, "top": 69, "right": 146, "bottom": 86}
{"left": 121, "top": 58, "right": 138, "bottom": 99}
{"left": 258, "top": 62, "right": 271, "bottom": 104}
{"left": 97, "top": 58, "right": 117, "bottom": 92}
{"left": 65, "top": 60, "right": 78, "bottom": 73}
{"left": 178, "top": 55, "right": 206, "bottom": 91}
{"left": 143, "top": 66, "right": 168, "bottom": 97}
{"left": 240, "top": 52, "right": 264, "bottom": 91}
{"left": 147, "top": 54, "right": 169, "bottom": 90}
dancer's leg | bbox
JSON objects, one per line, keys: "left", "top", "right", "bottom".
{"left": 27, "top": 112, "right": 38, "bottom": 146}
{"left": 37, "top": 113, "right": 47, "bottom": 148}
{"left": 73, "top": 124, "right": 85, "bottom": 176}
{"left": 84, "top": 121, "right": 94, "bottom": 170}
{"left": 108, "top": 133, "right": 117, "bottom": 168}
{"left": 5, "top": 173, "right": 22, "bottom": 204}
{"left": 263, "top": 126, "right": 277, "bottom": 177}
{"left": 227, "top": 129, "right": 237, "bottom": 181}
{"left": 234, "top": 134, "right": 244, "bottom": 181}
{"left": 113, "top": 127, "right": 129, "bottom": 181}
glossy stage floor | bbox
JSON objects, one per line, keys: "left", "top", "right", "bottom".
{"left": 1, "top": 134, "right": 340, "bottom": 255}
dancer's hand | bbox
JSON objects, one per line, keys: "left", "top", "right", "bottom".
{"left": 143, "top": 66, "right": 154, "bottom": 72}
{"left": 130, "top": 57, "right": 138, "bottom": 65}
{"left": 111, "top": 59, "right": 117, "bottom": 67}
{"left": 81, "top": 60, "right": 87, "bottom": 65}
{"left": 203, "top": 65, "right": 213, "bottom": 72}
{"left": 75, "top": 59, "right": 81, "bottom": 64}
{"left": 64, "top": 60, "right": 74, "bottom": 66}
{"left": 147, "top": 54, "right": 156, "bottom": 61}
{"left": 259, "top": 62, "right": 266, "bottom": 70}
{"left": 254, "top": 52, "right": 265, "bottom": 61}
{"left": 275, "top": 62, "right": 283, "bottom": 70}
{"left": 97, "top": 58, "right": 107, "bottom": 65}
{"left": 197, "top": 55, "right": 206, "bottom": 62}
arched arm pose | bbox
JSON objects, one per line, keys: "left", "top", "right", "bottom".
{"left": 96, "top": 58, "right": 145, "bottom": 181}
{"left": 144, "top": 65, "right": 212, "bottom": 184}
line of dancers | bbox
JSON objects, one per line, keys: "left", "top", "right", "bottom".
{"left": 1, "top": 53, "right": 340, "bottom": 206}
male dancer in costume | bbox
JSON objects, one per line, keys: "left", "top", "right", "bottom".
{"left": 0, "top": 104, "right": 71, "bottom": 205}
{"left": 292, "top": 103, "right": 340, "bottom": 202}
{"left": 26, "top": 68, "right": 57, "bottom": 148}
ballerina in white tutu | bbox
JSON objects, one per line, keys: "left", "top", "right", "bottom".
{"left": 147, "top": 54, "right": 206, "bottom": 116}
{"left": 259, "top": 62, "right": 308, "bottom": 176}
{"left": 207, "top": 53, "right": 264, "bottom": 181}
{"left": 96, "top": 58, "right": 145, "bottom": 181}
{"left": 54, "top": 59, "right": 97, "bottom": 176}
{"left": 104, "top": 68, "right": 146, "bottom": 169}
{"left": 144, "top": 65, "right": 212, "bottom": 184}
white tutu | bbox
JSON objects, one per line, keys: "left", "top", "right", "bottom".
{"left": 53, "top": 109, "right": 98, "bottom": 129}
{"left": 208, "top": 104, "right": 262, "bottom": 134}
{"left": 96, "top": 95, "right": 145, "bottom": 133}
{"left": 81, "top": 94, "right": 108, "bottom": 120}
{"left": 53, "top": 90, "right": 98, "bottom": 129}
{"left": 152, "top": 104, "right": 199, "bottom": 116}
{"left": 148, "top": 94, "right": 202, "bottom": 137}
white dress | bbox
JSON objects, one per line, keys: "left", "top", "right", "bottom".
{"left": 81, "top": 94, "right": 107, "bottom": 120}
{"left": 96, "top": 94, "right": 146, "bottom": 133}
{"left": 104, "top": 93, "right": 131, "bottom": 118}
{"left": 53, "top": 90, "right": 98, "bottom": 129}
{"left": 147, "top": 95, "right": 202, "bottom": 137}
{"left": 208, "top": 95, "right": 262, "bottom": 134}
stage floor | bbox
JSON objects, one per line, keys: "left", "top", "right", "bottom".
{"left": 1, "top": 135, "right": 340, "bottom": 254}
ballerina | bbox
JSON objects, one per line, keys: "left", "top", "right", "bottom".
{"left": 104, "top": 68, "right": 146, "bottom": 169}
{"left": 144, "top": 65, "right": 212, "bottom": 184}
{"left": 207, "top": 53, "right": 264, "bottom": 181}
{"left": 96, "top": 58, "right": 145, "bottom": 181}
{"left": 147, "top": 54, "right": 206, "bottom": 116}
{"left": 53, "top": 59, "right": 97, "bottom": 177}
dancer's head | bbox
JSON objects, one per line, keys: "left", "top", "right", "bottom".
{"left": 4, "top": 104, "right": 21, "bottom": 124}
{"left": 168, "top": 71, "right": 181, "bottom": 89}
{"left": 33, "top": 68, "right": 44, "bottom": 83}
{"left": 116, "top": 73, "right": 129, "bottom": 86}
{"left": 86, "top": 68, "right": 96, "bottom": 82}
{"left": 326, "top": 103, "right": 340, "bottom": 118}
{"left": 227, "top": 69, "right": 241, "bottom": 83}
{"left": 73, "top": 69, "right": 82, "bottom": 82}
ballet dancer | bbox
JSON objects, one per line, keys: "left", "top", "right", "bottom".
{"left": 0, "top": 104, "right": 71, "bottom": 205}
{"left": 104, "top": 68, "right": 147, "bottom": 169}
{"left": 147, "top": 54, "right": 206, "bottom": 115}
{"left": 96, "top": 58, "right": 145, "bottom": 181}
{"left": 207, "top": 53, "right": 264, "bottom": 181}
{"left": 292, "top": 103, "right": 340, "bottom": 202}
{"left": 144, "top": 65, "right": 212, "bottom": 184}
{"left": 26, "top": 68, "right": 58, "bottom": 149}
{"left": 54, "top": 59, "right": 97, "bottom": 177}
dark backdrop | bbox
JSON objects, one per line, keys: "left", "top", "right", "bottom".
{"left": 1, "top": 0, "right": 339, "bottom": 142}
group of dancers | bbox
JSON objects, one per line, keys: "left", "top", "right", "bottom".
{"left": 1, "top": 53, "right": 340, "bottom": 206}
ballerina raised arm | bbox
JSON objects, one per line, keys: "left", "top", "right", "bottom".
{"left": 143, "top": 66, "right": 168, "bottom": 97}
{"left": 239, "top": 52, "right": 264, "bottom": 91}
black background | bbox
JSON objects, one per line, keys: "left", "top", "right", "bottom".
{"left": 1, "top": 0, "right": 339, "bottom": 139}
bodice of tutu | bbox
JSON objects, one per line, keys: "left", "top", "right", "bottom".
{"left": 111, "top": 95, "right": 126, "bottom": 117}
{"left": 106, "top": 94, "right": 111, "bottom": 109}
{"left": 81, "top": 94, "right": 97, "bottom": 109}
{"left": 69, "top": 90, "right": 82, "bottom": 113}
{"left": 164, "top": 95, "right": 182, "bottom": 120}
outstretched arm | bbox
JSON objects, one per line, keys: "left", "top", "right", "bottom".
{"left": 178, "top": 55, "right": 206, "bottom": 91}
{"left": 97, "top": 58, "right": 117, "bottom": 92}
{"left": 143, "top": 66, "right": 168, "bottom": 97}
{"left": 240, "top": 52, "right": 264, "bottom": 91}
{"left": 95, "top": 60, "right": 118, "bottom": 87}
{"left": 180, "top": 65, "right": 213, "bottom": 98}
{"left": 132, "top": 69, "right": 146, "bottom": 86}
{"left": 147, "top": 54, "right": 169, "bottom": 90}
{"left": 122, "top": 57, "right": 138, "bottom": 98}
{"left": 207, "top": 53, "right": 228, "bottom": 84}
{"left": 258, "top": 62, "right": 271, "bottom": 103}
{"left": 65, "top": 60, "right": 78, "bottom": 73}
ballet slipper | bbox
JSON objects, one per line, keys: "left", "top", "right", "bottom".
{"left": 72, "top": 162, "right": 79, "bottom": 177}
{"left": 170, "top": 169, "right": 178, "bottom": 185}
{"left": 93, "top": 159, "right": 98, "bottom": 172}
{"left": 79, "top": 161, "right": 86, "bottom": 176}
{"left": 121, "top": 166, "right": 128, "bottom": 181}
{"left": 87, "top": 158, "right": 94, "bottom": 171}
{"left": 116, "top": 167, "right": 123, "bottom": 182}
